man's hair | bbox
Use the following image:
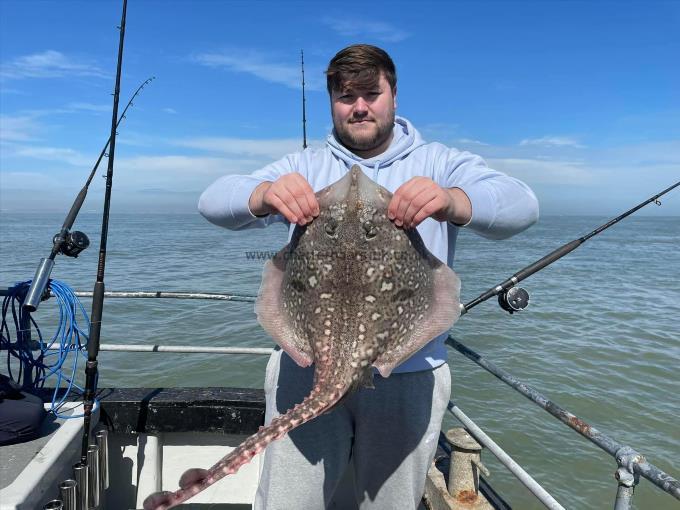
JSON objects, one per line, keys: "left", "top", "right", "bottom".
{"left": 325, "top": 44, "right": 397, "bottom": 95}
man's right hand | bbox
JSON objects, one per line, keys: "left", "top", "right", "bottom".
{"left": 249, "top": 173, "right": 320, "bottom": 225}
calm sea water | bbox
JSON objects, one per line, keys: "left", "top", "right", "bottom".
{"left": 1, "top": 212, "right": 678, "bottom": 509}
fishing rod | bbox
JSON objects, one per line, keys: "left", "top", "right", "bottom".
{"left": 22, "top": 75, "right": 155, "bottom": 312}
{"left": 301, "top": 49, "right": 308, "bottom": 149}
{"left": 461, "top": 180, "right": 680, "bottom": 316}
{"left": 80, "top": 0, "right": 128, "bottom": 463}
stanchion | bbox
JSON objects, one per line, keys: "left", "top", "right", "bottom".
{"left": 95, "top": 430, "right": 109, "bottom": 490}
{"left": 59, "top": 479, "right": 77, "bottom": 510}
{"left": 73, "top": 462, "right": 88, "bottom": 510}
{"left": 87, "top": 445, "right": 100, "bottom": 509}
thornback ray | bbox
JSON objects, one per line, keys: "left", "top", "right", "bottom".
{"left": 143, "top": 165, "right": 461, "bottom": 510}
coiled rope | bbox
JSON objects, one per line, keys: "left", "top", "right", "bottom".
{"left": 1, "top": 279, "right": 96, "bottom": 418}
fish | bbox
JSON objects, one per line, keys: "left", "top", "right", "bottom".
{"left": 143, "top": 164, "right": 461, "bottom": 510}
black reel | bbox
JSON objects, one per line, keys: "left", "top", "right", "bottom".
{"left": 53, "top": 230, "right": 90, "bottom": 258}
{"left": 498, "top": 287, "right": 530, "bottom": 314}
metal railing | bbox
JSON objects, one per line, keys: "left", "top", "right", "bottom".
{"left": 70, "top": 290, "right": 257, "bottom": 302}
{"left": 445, "top": 336, "right": 680, "bottom": 509}
{"left": 51, "top": 343, "right": 272, "bottom": 356}
{"left": 4, "top": 287, "right": 679, "bottom": 509}
{"left": 446, "top": 402, "right": 565, "bottom": 509}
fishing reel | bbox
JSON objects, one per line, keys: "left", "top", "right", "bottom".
{"left": 498, "top": 287, "right": 530, "bottom": 314}
{"left": 53, "top": 230, "right": 90, "bottom": 258}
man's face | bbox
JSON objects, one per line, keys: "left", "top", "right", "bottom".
{"left": 331, "top": 73, "right": 396, "bottom": 157}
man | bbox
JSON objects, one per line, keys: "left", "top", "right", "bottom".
{"left": 199, "top": 44, "right": 538, "bottom": 509}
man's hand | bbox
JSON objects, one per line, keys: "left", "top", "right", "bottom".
{"left": 249, "top": 173, "right": 319, "bottom": 225}
{"left": 388, "top": 177, "right": 472, "bottom": 229}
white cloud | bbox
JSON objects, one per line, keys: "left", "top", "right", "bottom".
{"left": 488, "top": 157, "right": 595, "bottom": 185}
{"left": 115, "top": 155, "right": 260, "bottom": 180}
{"left": 163, "top": 108, "right": 177, "bottom": 114}
{"left": 106, "top": 154, "right": 265, "bottom": 199}
{"left": 109, "top": 136, "right": 319, "bottom": 192}
{"left": 0, "top": 50, "right": 109, "bottom": 80}
{"left": 117, "top": 130, "right": 160, "bottom": 148}
{"left": 14, "top": 146, "right": 92, "bottom": 167}
{"left": 599, "top": 140, "right": 680, "bottom": 166}
{"left": 0, "top": 170, "right": 66, "bottom": 189}
{"left": 322, "top": 17, "right": 410, "bottom": 43}
{"left": 192, "top": 50, "right": 324, "bottom": 91}
{"left": 0, "top": 103, "right": 113, "bottom": 144}
{"left": 3, "top": 111, "right": 677, "bottom": 214}
{"left": 172, "top": 137, "right": 318, "bottom": 159}
{"left": 456, "top": 138, "right": 489, "bottom": 146}
{"left": 66, "top": 102, "right": 111, "bottom": 112}
{"left": 0, "top": 114, "right": 42, "bottom": 142}
{"left": 519, "top": 136, "right": 586, "bottom": 149}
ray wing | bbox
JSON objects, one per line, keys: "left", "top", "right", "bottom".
{"left": 365, "top": 228, "right": 461, "bottom": 377}
{"left": 372, "top": 255, "right": 460, "bottom": 377}
{"left": 255, "top": 244, "right": 314, "bottom": 367}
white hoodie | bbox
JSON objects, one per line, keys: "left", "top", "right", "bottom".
{"left": 198, "top": 116, "right": 538, "bottom": 372}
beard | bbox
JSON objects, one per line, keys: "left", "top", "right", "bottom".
{"left": 333, "top": 110, "right": 395, "bottom": 153}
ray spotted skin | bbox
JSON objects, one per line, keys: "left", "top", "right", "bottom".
{"left": 143, "top": 166, "right": 461, "bottom": 510}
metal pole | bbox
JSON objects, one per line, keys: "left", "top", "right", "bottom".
{"left": 87, "top": 444, "right": 101, "bottom": 509}
{"left": 614, "top": 481, "right": 635, "bottom": 510}
{"left": 448, "top": 403, "right": 566, "bottom": 509}
{"left": 5, "top": 341, "right": 274, "bottom": 356}
{"left": 447, "top": 337, "right": 680, "bottom": 501}
{"left": 74, "top": 343, "right": 272, "bottom": 355}
{"left": 614, "top": 446, "right": 641, "bottom": 510}
{"left": 59, "top": 479, "right": 77, "bottom": 510}
{"left": 444, "top": 427, "right": 489, "bottom": 500}
{"left": 71, "top": 290, "right": 257, "bottom": 302}
{"left": 73, "top": 462, "right": 88, "bottom": 510}
{"left": 95, "top": 429, "right": 109, "bottom": 509}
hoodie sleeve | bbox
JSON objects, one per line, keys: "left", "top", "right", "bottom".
{"left": 197, "top": 153, "right": 300, "bottom": 230}
{"left": 439, "top": 148, "right": 539, "bottom": 240}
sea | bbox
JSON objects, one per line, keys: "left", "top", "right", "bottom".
{"left": 1, "top": 211, "right": 678, "bottom": 509}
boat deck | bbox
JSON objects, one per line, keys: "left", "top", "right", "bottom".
{"left": 0, "top": 404, "right": 92, "bottom": 509}
{"left": 1, "top": 388, "right": 508, "bottom": 509}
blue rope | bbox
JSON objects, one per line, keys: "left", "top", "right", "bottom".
{"left": 0, "top": 279, "right": 97, "bottom": 418}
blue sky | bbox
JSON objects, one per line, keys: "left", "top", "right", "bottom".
{"left": 1, "top": 0, "right": 678, "bottom": 216}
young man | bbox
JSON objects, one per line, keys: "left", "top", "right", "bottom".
{"left": 199, "top": 44, "right": 538, "bottom": 509}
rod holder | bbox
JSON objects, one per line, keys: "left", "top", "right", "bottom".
{"left": 59, "top": 479, "right": 77, "bottom": 510}
{"left": 73, "top": 462, "right": 88, "bottom": 510}
{"left": 87, "top": 445, "right": 100, "bottom": 509}
{"left": 95, "top": 429, "right": 109, "bottom": 508}
{"left": 95, "top": 429, "right": 109, "bottom": 490}
{"left": 24, "top": 258, "right": 54, "bottom": 312}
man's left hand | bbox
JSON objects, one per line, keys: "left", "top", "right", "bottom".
{"left": 388, "top": 177, "right": 472, "bottom": 229}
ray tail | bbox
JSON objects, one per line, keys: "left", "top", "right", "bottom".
{"left": 142, "top": 382, "right": 347, "bottom": 510}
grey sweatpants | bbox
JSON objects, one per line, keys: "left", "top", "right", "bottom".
{"left": 254, "top": 349, "right": 451, "bottom": 510}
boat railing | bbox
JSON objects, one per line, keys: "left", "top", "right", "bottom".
{"left": 444, "top": 336, "right": 680, "bottom": 509}
{"left": 3, "top": 288, "right": 679, "bottom": 509}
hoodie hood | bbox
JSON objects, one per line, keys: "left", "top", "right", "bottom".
{"left": 326, "top": 116, "right": 426, "bottom": 169}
